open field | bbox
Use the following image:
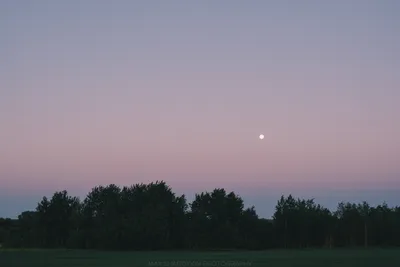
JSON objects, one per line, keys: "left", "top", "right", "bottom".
{"left": 1, "top": 249, "right": 399, "bottom": 267}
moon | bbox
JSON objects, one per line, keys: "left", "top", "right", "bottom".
{"left": 259, "top": 134, "right": 264, "bottom": 140}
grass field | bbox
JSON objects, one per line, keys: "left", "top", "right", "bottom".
{"left": 0, "top": 249, "right": 399, "bottom": 267}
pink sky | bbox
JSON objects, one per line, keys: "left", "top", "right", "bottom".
{"left": 1, "top": 1, "right": 400, "bottom": 218}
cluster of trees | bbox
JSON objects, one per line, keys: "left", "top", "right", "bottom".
{"left": 1, "top": 181, "right": 400, "bottom": 250}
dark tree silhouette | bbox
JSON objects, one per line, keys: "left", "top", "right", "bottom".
{"left": 1, "top": 181, "right": 400, "bottom": 250}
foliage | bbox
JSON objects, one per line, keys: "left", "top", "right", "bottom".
{"left": 1, "top": 181, "right": 400, "bottom": 250}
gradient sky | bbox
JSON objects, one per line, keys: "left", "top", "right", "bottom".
{"left": 1, "top": 0, "right": 400, "bottom": 218}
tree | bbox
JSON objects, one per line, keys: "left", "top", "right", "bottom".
{"left": 2, "top": 182, "right": 400, "bottom": 250}
{"left": 357, "top": 201, "right": 371, "bottom": 248}
{"left": 189, "top": 189, "right": 244, "bottom": 249}
{"left": 36, "top": 190, "right": 80, "bottom": 248}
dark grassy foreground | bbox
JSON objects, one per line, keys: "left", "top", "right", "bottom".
{"left": 1, "top": 249, "right": 399, "bottom": 267}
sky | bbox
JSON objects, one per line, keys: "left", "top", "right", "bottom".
{"left": 1, "top": 0, "right": 400, "bottom": 218}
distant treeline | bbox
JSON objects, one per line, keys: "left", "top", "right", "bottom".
{"left": 1, "top": 181, "right": 400, "bottom": 250}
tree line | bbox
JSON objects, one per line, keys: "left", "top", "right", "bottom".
{"left": 1, "top": 181, "right": 400, "bottom": 250}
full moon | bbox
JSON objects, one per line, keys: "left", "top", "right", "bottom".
{"left": 259, "top": 134, "right": 264, "bottom": 140}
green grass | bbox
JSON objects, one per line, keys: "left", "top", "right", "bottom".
{"left": 1, "top": 248, "right": 399, "bottom": 267}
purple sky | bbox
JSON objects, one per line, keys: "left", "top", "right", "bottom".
{"left": 1, "top": 1, "right": 400, "bottom": 218}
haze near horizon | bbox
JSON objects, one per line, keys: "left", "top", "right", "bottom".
{"left": 1, "top": 1, "right": 399, "bottom": 218}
